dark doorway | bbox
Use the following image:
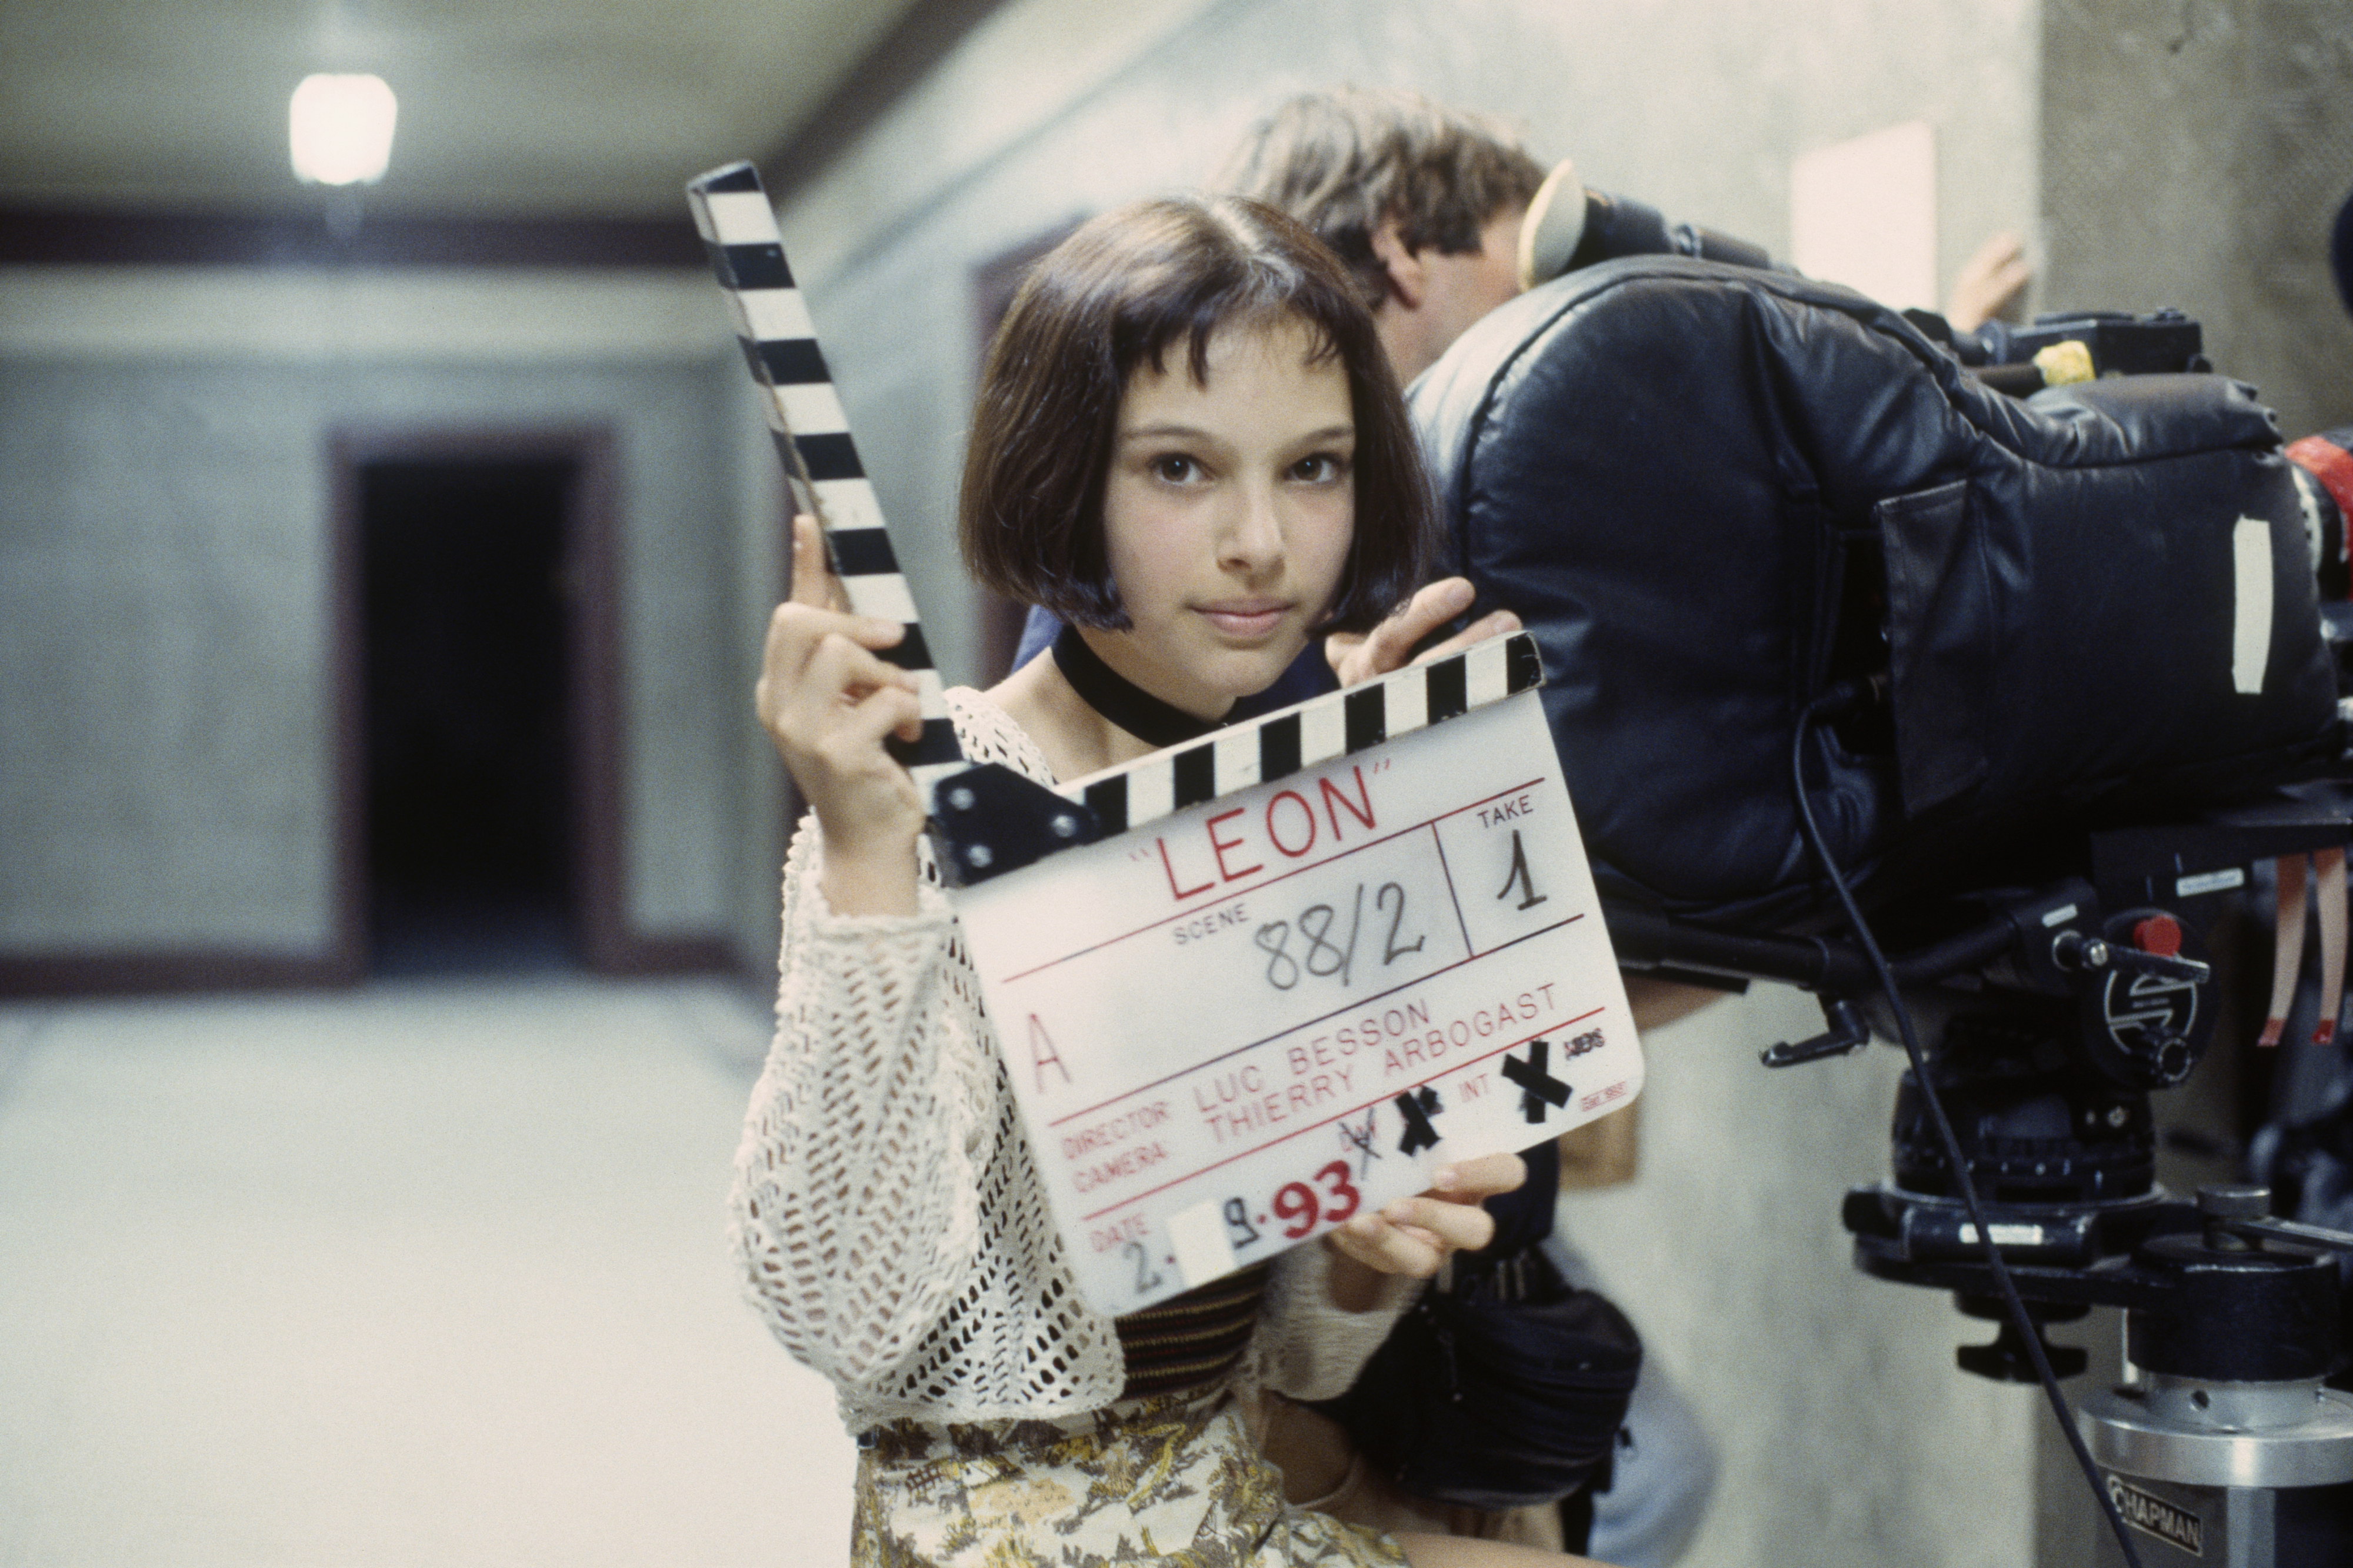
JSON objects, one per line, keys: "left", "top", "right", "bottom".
{"left": 359, "top": 459, "right": 580, "bottom": 975}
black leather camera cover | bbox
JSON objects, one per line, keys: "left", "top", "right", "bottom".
{"left": 1411, "top": 258, "right": 2340, "bottom": 924}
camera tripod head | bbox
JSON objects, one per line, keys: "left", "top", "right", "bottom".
{"left": 1608, "top": 792, "right": 2353, "bottom": 1353}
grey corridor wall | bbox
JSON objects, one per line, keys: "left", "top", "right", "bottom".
{"left": 2042, "top": 0, "right": 2353, "bottom": 439}
{"left": 0, "top": 339, "right": 774, "bottom": 971}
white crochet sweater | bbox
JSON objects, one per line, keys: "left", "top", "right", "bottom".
{"left": 730, "top": 687, "right": 1417, "bottom": 1434}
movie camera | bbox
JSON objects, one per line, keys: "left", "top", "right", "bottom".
{"left": 1424, "top": 173, "right": 2353, "bottom": 1566}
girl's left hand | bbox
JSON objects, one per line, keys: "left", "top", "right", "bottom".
{"left": 1323, "top": 1151, "right": 1526, "bottom": 1282}
{"left": 1325, "top": 576, "right": 1520, "bottom": 688}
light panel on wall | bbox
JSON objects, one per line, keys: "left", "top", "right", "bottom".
{"left": 289, "top": 74, "right": 398, "bottom": 186}
{"left": 1789, "top": 121, "right": 1937, "bottom": 312}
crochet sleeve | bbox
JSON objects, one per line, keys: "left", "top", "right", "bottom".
{"left": 1247, "top": 1239, "right": 1422, "bottom": 1402}
{"left": 726, "top": 818, "right": 994, "bottom": 1393}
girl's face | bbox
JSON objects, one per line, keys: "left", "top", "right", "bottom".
{"left": 1086, "top": 315, "right": 1356, "bottom": 719}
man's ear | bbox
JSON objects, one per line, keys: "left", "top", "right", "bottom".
{"left": 1368, "top": 217, "right": 1428, "bottom": 311}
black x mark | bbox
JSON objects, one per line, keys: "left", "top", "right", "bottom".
{"left": 1393, "top": 1086, "right": 1444, "bottom": 1155}
{"left": 1500, "top": 1038, "right": 1571, "bottom": 1124}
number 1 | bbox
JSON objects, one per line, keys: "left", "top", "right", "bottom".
{"left": 1497, "top": 828, "right": 1548, "bottom": 911}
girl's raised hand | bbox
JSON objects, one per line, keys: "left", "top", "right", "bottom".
{"left": 758, "top": 513, "right": 928, "bottom": 915}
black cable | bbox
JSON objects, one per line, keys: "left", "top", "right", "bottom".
{"left": 1790, "top": 695, "right": 2148, "bottom": 1568}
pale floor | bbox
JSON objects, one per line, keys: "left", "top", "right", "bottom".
{"left": 0, "top": 972, "right": 2062, "bottom": 1568}
{"left": 0, "top": 975, "right": 858, "bottom": 1568}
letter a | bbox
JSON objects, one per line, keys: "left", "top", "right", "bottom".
{"left": 1029, "top": 1015, "right": 1072, "bottom": 1091}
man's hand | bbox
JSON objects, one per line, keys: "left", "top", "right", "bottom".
{"left": 1947, "top": 230, "right": 2032, "bottom": 333}
{"left": 1326, "top": 577, "right": 1521, "bottom": 687}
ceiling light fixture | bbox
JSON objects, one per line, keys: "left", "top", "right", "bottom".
{"left": 289, "top": 73, "right": 397, "bottom": 186}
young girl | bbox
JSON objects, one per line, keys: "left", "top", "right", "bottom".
{"left": 734, "top": 194, "right": 1606, "bottom": 1568}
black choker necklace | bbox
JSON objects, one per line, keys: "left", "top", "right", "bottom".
{"left": 1051, "top": 623, "right": 1227, "bottom": 747}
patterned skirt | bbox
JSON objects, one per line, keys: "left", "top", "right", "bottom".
{"left": 850, "top": 1388, "right": 1409, "bottom": 1567}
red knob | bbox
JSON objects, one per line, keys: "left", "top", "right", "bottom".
{"left": 2132, "top": 915, "right": 2182, "bottom": 958}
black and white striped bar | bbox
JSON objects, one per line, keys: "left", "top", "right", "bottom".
{"left": 1066, "top": 630, "right": 1542, "bottom": 840}
{"left": 686, "top": 159, "right": 964, "bottom": 786}
{"left": 930, "top": 632, "right": 1542, "bottom": 886}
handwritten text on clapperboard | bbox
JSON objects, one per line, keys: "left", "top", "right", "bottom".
{"left": 954, "top": 688, "right": 1641, "bottom": 1315}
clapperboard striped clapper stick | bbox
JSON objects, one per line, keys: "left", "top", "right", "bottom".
{"left": 689, "top": 159, "right": 1639, "bottom": 1315}
{"left": 686, "top": 161, "right": 963, "bottom": 795}
{"left": 685, "top": 158, "right": 1545, "bottom": 881}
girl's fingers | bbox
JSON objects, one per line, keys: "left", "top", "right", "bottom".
{"left": 1329, "top": 1213, "right": 1458, "bottom": 1278}
{"left": 1325, "top": 1215, "right": 1421, "bottom": 1276}
{"left": 1381, "top": 577, "right": 1477, "bottom": 660}
{"left": 1407, "top": 606, "right": 1522, "bottom": 668}
{"left": 1427, "top": 1150, "right": 1527, "bottom": 1202}
{"left": 759, "top": 617, "right": 924, "bottom": 793}
{"left": 1374, "top": 1195, "right": 1498, "bottom": 1253}
{"left": 788, "top": 512, "right": 854, "bottom": 613}
{"left": 767, "top": 517, "right": 909, "bottom": 726}
{"left": 1324, "top": 579, "right": 1522, "bottom": 686}
{"left": 772, "top": 654, "right": 926, "bottom": 850}
{"left": 762, "top": 602, "right": 909, "bottom": 703}
{"left": 836, "top": 676, "right": 926, "bottom": 752}
{"left": 1327, "top": 578, "right": 1471, "bottom": 686}
{"left": 787, "top": 513, "right": 828, "bottom": 608}
{"left": 800, "top": 623, "right": 919, "bottom": 695}
{"left": 784, "top": 633, "right": 921, "bottom": 740}
{"left": 1321, "top": 1148, "right": 1529, "bottom": 1277}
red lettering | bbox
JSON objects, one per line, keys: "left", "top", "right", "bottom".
{"left": 1029, "top": 1015, "right": 1071, "bottom": 1091}
{"left": 1266, "top": 790, "right": 1318, "bottom": 857}
{"left": 1156, "top": 835, "right": 1213, "bottom": 900}
{"left": 1205, "top": 808, "right": 1263, "bottom": 882}
{"left": 1319, "top": 766, "right": 1376, "bottom": 839}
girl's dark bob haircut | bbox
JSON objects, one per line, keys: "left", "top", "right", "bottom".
{"left": 959, "top": 194, "right": 1439, "bottom": 635}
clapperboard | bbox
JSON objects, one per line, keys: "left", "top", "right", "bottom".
{"left": 691, "top": 161, "right": 1641, "bottom": 1315}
